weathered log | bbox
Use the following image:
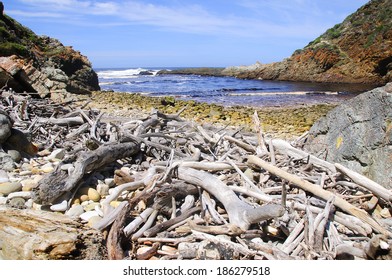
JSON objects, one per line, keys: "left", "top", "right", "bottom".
{"left": 175, "top": 166, "right": 285, "bottom": 230}
{"left": 0, "top": 206, "right": 107, "bottom": 260}
{"left": 33, "top": 141, "right": 140, "bottom": 205}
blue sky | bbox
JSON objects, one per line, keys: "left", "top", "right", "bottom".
{"left": 4, "top": 0, "right": 369, "bottom": 68}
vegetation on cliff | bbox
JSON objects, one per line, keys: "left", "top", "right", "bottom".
{"left": 223, "top": 0, "right": 392, "bottom": 85}
{"left": 0, "top": 3, "right": 99, "bottom": 95}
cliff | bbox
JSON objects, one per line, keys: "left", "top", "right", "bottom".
{"left": 223, "top": 0, "right": 392, "bottom": 85}
{"left": 0, "top": 2, "right": 100, "bottom": 96}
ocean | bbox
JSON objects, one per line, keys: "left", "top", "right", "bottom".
{"left": 96, "top": 67, "right": 374, "bottom": 108}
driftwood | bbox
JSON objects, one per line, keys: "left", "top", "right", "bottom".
{"left": 1, "top": 89, "right": 392, "bottom": 260}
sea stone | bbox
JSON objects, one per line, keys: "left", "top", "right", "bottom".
{"left": 0, "top": 181, "right": 22, "bottom": 195}
{"left": 65, "top": 204, "right": 85, "bottom": 218}
{"left": 304, "top": 83, "right": 392, "bottom": 188}
{"left": 48, "top": 149, "right": 65, "bottom": 161}
{"left": 87, "top": 188, "right": 101, "bottom": 202}
{"left": 0, "top": 109, "right": 12, "bottom": 144}
{"left": 0, "top": 170, "right": 9, "bottom": 184}
{"left": 0, "top": 151, "right": 15, "bottom": 171}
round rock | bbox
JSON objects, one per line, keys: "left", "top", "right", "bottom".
{"left": 87, "top": 188, "right": 101, "bottom": 202}
{"left": 0, "top": 181, "right": 22, "bottom": 195}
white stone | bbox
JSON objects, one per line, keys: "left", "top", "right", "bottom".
{"left": 79, "top": 210, "right": 100, "bottom": 222}
{"left": 0, "top": 170, "right": 9, "bottom": 184}
{"left": 104, "top": 178, "right": 115, "bottom": 187}
{"left": 0, "top": 197, "right": 7, "bottom": 205}
{"left": 66, "top": 204, "right": 85, "bottom": 218}
{"left": 50, "top": 200, "right": 68, "bottom": 212}
{"left": 7, "top": 191, "right": 32, "bottom": 200}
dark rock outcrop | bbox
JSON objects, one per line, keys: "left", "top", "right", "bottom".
{"left": 304, "top": 83, "right": 392, "bottom": 188}
{"left": 0, "top": 3, "right": 99, "bottom": 96}
{"left": 224, "top": 0, "right": 392, "bottom": 85}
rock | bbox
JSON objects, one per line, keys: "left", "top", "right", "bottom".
{"left": 65, "top": 204, "right": 85, "bottom": 218}
{"left": 8, "top": 197, "right": 26, "bottom": 208}
{"left": 7, "top": 150, "right": 21, "bottom": 162}
{"left": 2, "top": 128, "right": 37, "bottom": 156}
{"left": 0, "top": 12, "right": 100, "bottom": 95}
{"left": 0, "top": 152, "right": 15, "bottom": 171}
{"left": 79, "top": 210, "right": 100, "bottom": 222}
{"left": 87, "top": 216, "right": 102, "bottom": 228}
{"left": 50, "top": 200, "right": 68, "bottom": 212}
{"left": 48, "top": 149, "right": 65, "bottom": 161}
{"left": 0, "top": 181, "right": 22, "bottom": 195}
{"left": 21, "top": 178, "right": 38, "bottom": 191}
{"left": 0, "top": 196, "right": 7, "bottom": 205}
{"left": 0, "top": 109, "right": 12, "bottom": 144}
{"left": 7, "top": 191, "right": 32, "bottom": 200}
{"left": 96, "top": 183, "right": 109, "bottom": 196}
{"left": 87, "top": 188, "right": 101, "bottom": 202}
{"left": 304, "top": 83, "right": 392, "bottom": 188}
{"left": 0, "top": 170, "right": 9, "bottom": 184}
{"left": 222, "top": 0, "right": 392, "bottom": 85}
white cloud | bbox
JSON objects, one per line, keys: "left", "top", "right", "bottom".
{"left": 9, "top": 0, "right": 357, "bottom": 39}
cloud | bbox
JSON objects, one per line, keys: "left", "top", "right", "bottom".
{"left": 9, "top": 0, "right": 350, "bottom": 39}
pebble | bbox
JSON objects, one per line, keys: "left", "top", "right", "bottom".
{"left": 65, "top": 204, "right": 85, "bottom": 218}
{"left": 50, "top": 200, "right": 68, "bottom": 212}
{"left": 8, "top": 197, "right": 26, "bottom": 208}
{"left": 0, "top": 197, "right": 7, "bottom": 205}
{"left": 48, "top": 149, "right": 65, "bottom": 161}
{"left": 380, "top": 208, "right": 391, "bottom": 218}
{"left": 80, "top": 194, "right": 89, "bottom": 202}
{"left": 20, "top": 179, "right": 38, "bottom": 191}
{"left": 7, "top": 150, "right": 21, "bottom": 162}
{"left": 96, "top": 183, "right": 109, "bottom": 196}
{"left": 0, "top": 181, "right": 22, "bottom": 195}
{"left": 110, "top": 200, "right": 121, "bottom": 208}
{"left": 79, "top": 210, "right": 100, "bottom": 222}
{"left": 60, "top": 163, "right": 74, "bottom": 171}
{"left": 104, "top": 178, "right": 115, "bottom": 187}
{"left": 0, "top": 170, "right": 9, "bottom": 183}
{"left": 87, "top": 216, "right": 102, "bottom": 228}
{"left": 84, "top": 202, "right": 100, "bottom": 212}
{"left": 88, "top": 188, "right": 101, "bottom": 202}
{"left": 7, "top": 191, "right": 32, "bottom": 200}
{"left": 40, "top": 162, "right": 54, "bottom": 173}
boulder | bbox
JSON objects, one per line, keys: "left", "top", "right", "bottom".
{"left": 304, "top": 83, "right": 392, "bottom": 188}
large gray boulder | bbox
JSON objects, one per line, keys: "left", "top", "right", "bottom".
{"left": 304, "top": 83, "right": 392, "bottom": 188}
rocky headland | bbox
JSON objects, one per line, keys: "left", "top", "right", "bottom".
{"left": 225, "top": 0, "right": 391, "bottom": 84}
{"left": 0, "top": 3, "right": 99, "bottom": 97}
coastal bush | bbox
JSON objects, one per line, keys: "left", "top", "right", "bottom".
{"left": 0, "top": 41, "right": 28, "bottom": 56}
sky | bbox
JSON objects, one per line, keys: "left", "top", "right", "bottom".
{"left": 4, "top": 0, "right": 370, "bottom": 69}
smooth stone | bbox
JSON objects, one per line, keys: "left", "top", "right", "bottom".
{"left": 48, "top": 149, "right": 65, "bottom": 161}
{"left": 65, "top": 204, "right": 85, "bottom": 218}
{"left": 60, "top": 163, "right": 74, "bottom": 171}
{"left": 0, "top": 197, "right": 7, "bottom": 205}
{"left": 87, "top": 216, "right": 102, "bottom": 228}
{"left": 21, "top": 179, "right": 38, "bottom": 191}
{"left": 380, "top": 208, "right": 391, "bottom": 218}
{"left": 79, "top": 210, "right": 100, "bottom": 222}
{"left": 110, "top": 200, "right": 121, "bottom": 208}
{"left": 0, "top": 181, "right": 22, "bottom": 195}
{"left": 104, "top": 178, "right": 115, "bottom": 187}
{"left": 87, "top": 188, "right": 101, "bottom": 202}
{"left": 25, "top": 198, "right": 33, "bottom": 208}
{"left": 19, "top": 170, "right": 32, "bottom": 176}
{"left": 80, "top": 194, "right": 89, "bottom": 202}
{"left": 8, "top": 197, "right": 26, "bottom": 208}
{"left": 84, "top": 202, "right": 100, "bottom": 212}
{"left": 96, "top": 183, "right": 109, "bottom": 196}
{"left": 50, "top": 200, "right": 68, "bottom": 212}
{"left": 7, "top": 191, "right": 32, "bottom": 200}
{"left": 7, "top": 150, "right": 21, "bottom": 162}
{"left": 0, "top": 170, "right": 9, "bottom": 184}
{"left": 40, "top": 163, "right": 54, "bottom": 173}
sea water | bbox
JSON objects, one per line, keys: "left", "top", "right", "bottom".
{"left": 96, "top": 67, "right": 374, "bottom": 107}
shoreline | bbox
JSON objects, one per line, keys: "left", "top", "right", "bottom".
{"left": 72, "top": 90, "right": 338, "bottom": 139}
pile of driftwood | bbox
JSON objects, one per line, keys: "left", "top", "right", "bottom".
{"left": 1, "top": 90, "right": 392, "bottom": 260}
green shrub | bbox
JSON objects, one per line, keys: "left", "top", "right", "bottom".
{"left": 0, "top": 42, "right": 28, "bottom": 56}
